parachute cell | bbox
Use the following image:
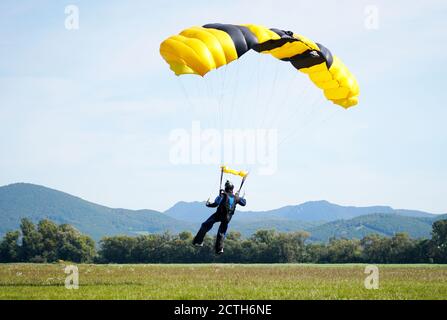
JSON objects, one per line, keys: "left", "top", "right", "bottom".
{"left": 160, "top": 23, "right": 359, "bottom": 108}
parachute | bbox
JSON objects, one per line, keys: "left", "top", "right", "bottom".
{"left": 160, "top": 23, "right": 359, "bottom": 108}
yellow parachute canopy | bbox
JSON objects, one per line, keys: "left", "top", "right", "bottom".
{"left": 160, "top": 23, "right": 359, "bottom": 108}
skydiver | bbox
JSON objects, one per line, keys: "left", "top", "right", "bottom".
{"left": 192, "top": 180, "right": 246, "bottom": 255}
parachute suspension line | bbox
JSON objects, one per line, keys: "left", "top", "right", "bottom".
{"left": 274, "top": 87, "right": 314, "bottom": 133}
{"left": 213, "top": 72, "right": 220, "bottom": 135}
{"left": 238, "top": 54, "right": 259, "bottom": 132}
{"left": 249, "top": 55, "right": 262, "bottom": 127}
{"left": 216, "top": 69, "right": 222, "bottom": 134}
{"left": 267, "top": 86, "right": 300, "bottom": 131}
{"left": 223, "top": 69, "right": 227, "bottom": 131}
{"left": 203, "top": 75, "right": 218, "bottom": 132}
{"left": 194, "top": 74, "right": 202, "bottom": 114}
{"left": 177, "top": 77, "right": 198, "bottom": 120}
{"left": 204, "top": 77, "right": 214, "bottom": 130}
{"left": 226, "top": 62, "right": 241, "bottom": 131}
{"left": 218, "top": 65, "right": 228, "bottom": 136}
{"left": 206, "top": 70, "right": 219, "bottom": 139}
{"left": 238, "top": 54, "right": 260, "bottom": 131}
{"left": 278, "top": 105, "right": 339, "bottom": 150}
{"left": 282, "top": 94, "right": 321, "bottom": 139}
{"left": 209, "top": 73, "right": 220, "bottom": 134}
{"left": 296, "top": 94, "right": 324, "bottom": 127}
{"left": 251, "top": 54, "right": 263, "bottom": 131}
{"left": 258, "top": 62, "right": 280, "bottom": 130}
{"left": 217, "top": 65, "right": 228, "bottom": 162}
{"left": 277, "top": 96, "right": 324, "bottom": 147}
{"left": 265, "top": 71, "right": 301, "bottom": 131}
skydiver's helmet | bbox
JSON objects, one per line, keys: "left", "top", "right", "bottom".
{"left": 224, "top": 180, "right": 234, "bottom": 193}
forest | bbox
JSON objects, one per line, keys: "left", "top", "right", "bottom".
{"left": 1, "top": 218, "right": 446, "bottom": 264}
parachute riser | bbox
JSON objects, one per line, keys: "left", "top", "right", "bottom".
{"left": 219, "top": 167, "right": 224, "bottom": 193}
{"left": 237, "top": 176, "right": 247, "bottom": 194}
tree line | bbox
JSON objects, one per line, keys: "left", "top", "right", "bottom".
{"left": 1, "top": 218, "right": 446, "bottom": 264}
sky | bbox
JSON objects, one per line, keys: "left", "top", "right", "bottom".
{"left": 0, "top": 0, "right": 446, "bottom": 213}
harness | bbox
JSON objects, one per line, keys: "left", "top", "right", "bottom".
{"left": 218, "top": 192, "right": 239, "bottom": 218}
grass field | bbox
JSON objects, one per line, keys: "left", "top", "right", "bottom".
{"left": 0, "top": 263, "right": 446, "bottom": 299}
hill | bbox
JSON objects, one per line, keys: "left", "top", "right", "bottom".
{"left": 165, "top": 200, "right": 436, "bottom": 223}
{"left": 0, "top": 183, "right": 193, "bottom": 240}
{"left": 0, "top": 183, "right": 444, "bottom": 242}
{"left": 308, "top": 213, "right": 436, "bottom": 242}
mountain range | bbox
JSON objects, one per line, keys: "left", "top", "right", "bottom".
{"left": 0, "top": 183, "right": 445, "bottom": 242}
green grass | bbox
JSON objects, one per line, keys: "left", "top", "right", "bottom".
{"left": 0, "top": 263, "right": 446, "bottom": 299}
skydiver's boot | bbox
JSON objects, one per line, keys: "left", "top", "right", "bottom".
{"left": 192, "top": 235, "right": 204, "bottom": 247}
{"left": 193, "top": 228, "right": 208, "bottom": 246}
{"left": 215, "top": 223, "right": 228, "bottom": 254}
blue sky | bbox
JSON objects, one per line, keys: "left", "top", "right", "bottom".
{"left": 0, "top": 0, "right": 446, "bottom": 213}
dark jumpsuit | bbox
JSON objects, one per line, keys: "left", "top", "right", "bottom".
{"left": 193, "top": 191, "right": 246, "bottom": 253}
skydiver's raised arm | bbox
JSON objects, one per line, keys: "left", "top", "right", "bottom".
{"left": 206, "top": 194, "right": 222, "bottom": 208}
